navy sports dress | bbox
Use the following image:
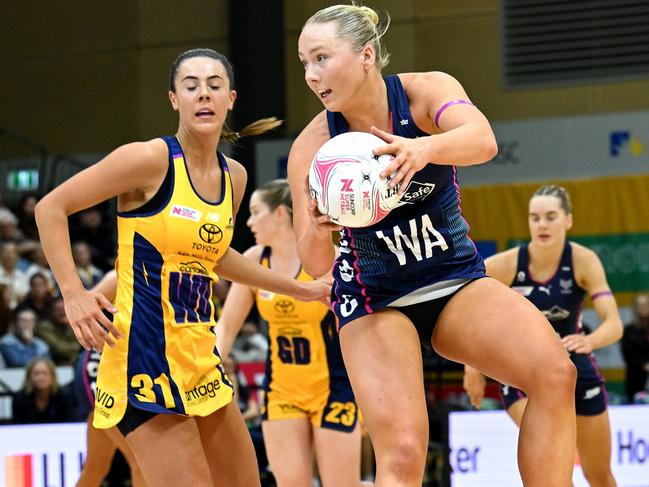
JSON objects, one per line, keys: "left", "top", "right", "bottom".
{"left": 327, "top": 75, "right": 485, "bottom": 335}
{"left": 501, "top": 242, "right": 607, "bottom": 415}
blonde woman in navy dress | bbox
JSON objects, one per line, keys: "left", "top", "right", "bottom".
{"left": 465, "top": 185, "right": 622, "bottom": 487}
{"left": 288, "top": 5, "right": 578, "bottom": 487}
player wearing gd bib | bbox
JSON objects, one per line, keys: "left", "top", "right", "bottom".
{"left": 36, "top": 48, "right": 329, "bottom": 487}
{"left": 464, "top": 185, "right": 622, "bottom": 487}
{"left": 217, "top": 180, "right": 363, "bottom": 487}
{"left": 257, "top": 247, "right": 355, "bottom": 430}
{"left": 290, "top": 5, "right": 580, "bottom": 486}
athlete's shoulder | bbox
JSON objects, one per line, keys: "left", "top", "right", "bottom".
{"left": 484, "top": 247, "right": 519, "bottom": 284}
{"left": 399, "top": 71, "right": 462, "bottom": 95}
{"left": 569, "top": 241, "right": 600, "bottom": 264}
{"left": 399, "top": 71, "right": 456, "bottom": 83}
{"left": 114, "top": 138, "right": 169, "bottom": 172}
{"left": 222, "top": 156, "right": 247, "bottom": 214}
{"left": 570, "top": 241, "right": 604, "bottom": 280}
{"left": 222, "top": 156, "right": 247, "bottom": 180}
{"left": 242, "top": 244, "right": 265, "bottom": 262}
{"left": 569, "top": 241, "right": 610, "bottom": 292}
{"left": 101, "top": 138, "right": 170, "bottom": 197}
{"left": 399, "top": 72, "right": 465, "bottom": 133}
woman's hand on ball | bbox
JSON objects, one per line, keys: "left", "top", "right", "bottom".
{"left": 304, "top": 176, "right": 343, "bottom": 233}
{"left": 371, "top": 126, "right": 431, "bottom": 194}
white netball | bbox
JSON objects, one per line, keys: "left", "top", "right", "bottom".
{"left": 308, "top": 132, "right": 402, "bottom": 228}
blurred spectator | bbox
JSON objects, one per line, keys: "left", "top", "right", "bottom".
{"left": 37, "top": 298, "right": 79, "bottom": 366}
{"left": 24, "top": 244, "right": 57, "bottom": 293}
{"left": 222, "top": 355, "right": 261, "bottom": 425}
{"left": 222, "top": 355, "right": 268, "bottom": 479}
{"left": 231, "top": 321, "right": 268, "bottom": 363}
{"left": 11, "top": 357, "right": 73, "bottom": 424}
{"left": 0, "top": 210, "right": 38, "bottom": 259}
{"left": 16, "top": 194, "right": 40, "bottom": 241}
{"left": 0, "top": 242, "right": 29, "bottom": 301}
{"left": 0, "top": 308, "right": 50, "bottom": 367}
{"left": 0, "top": 283, "right": 12, "bottom": 336}
{"left": 72, "top": 241, "right": 104, "bottom": 289}
{"left": 16, "top": 272, "right": 54, "bottom": 322}
{"left": 0, "top": 198, "right": 17, "bottom": 227}
{"left": 621, "top": 293, "right": 649, "bottom": 402}
{"left": 213, "top": 278, "right": 231, "bottom": 319}
{"left": 70, "top": 207, "right": 115, "bottom": 271}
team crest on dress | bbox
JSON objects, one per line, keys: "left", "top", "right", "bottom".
{"left": 517, "top": 271, "right": 526, "bottom": 282}
{"left": 559, "top": 278, "right": 573, "bottom": 294}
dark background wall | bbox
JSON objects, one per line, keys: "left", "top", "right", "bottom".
{"left": 4, "top": 0, "right": 649, "bottom": 154}
{"left": 0, "top": 0, "right": 230, "bottom": 155}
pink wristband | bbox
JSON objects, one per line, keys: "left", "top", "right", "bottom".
{"left": 434, "top": 99, "right": 475, "bottom": 128}
{"left": 591, "top": 291, "right": 613, "bottom": 300}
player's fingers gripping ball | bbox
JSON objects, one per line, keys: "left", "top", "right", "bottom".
{"left": 308, "top": 132, "right": 403, "bottom": 228}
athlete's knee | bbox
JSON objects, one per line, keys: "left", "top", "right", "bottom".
{"left": 379, "top": 432, "right": 428, "bottom": 480}
{"left": 532, "top": 356, "right": 576, "bottom": 397}
{"left": 522, "top": 352, "right": 575, "bottom": 398}
{"left": 550, "top": 356, "right": 576, "bottom": 390}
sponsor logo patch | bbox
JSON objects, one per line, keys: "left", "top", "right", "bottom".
{"left": 542, "top": 305, "right": 571, "bottom": 321}
{"left": 583, "top": 386, "right": 601, "bottom": 400}
{"left": 179, "top": 260, "right": 209, "bottom": 275}
{"left": 170, "top": 205, "right": 202, "bottom": 221}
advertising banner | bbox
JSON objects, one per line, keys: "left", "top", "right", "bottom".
{"left": 449, "top": 405, "right": 649, "bottom": 486}
{"left": 458, "top": 111, "right": 649, "bottom": 186}
{"left": 254, "top": 111, "right": 649, "bottom": 188}
{"left": 459, "top": 174, "right": 649, "bottom": 302}
{"left": 0, "top": 423, "right": 86, "bottom": 487}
